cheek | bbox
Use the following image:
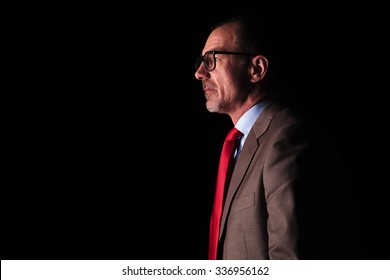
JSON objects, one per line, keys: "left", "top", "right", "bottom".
{"left": 225, "top": 71, "right": 247, "bottom": 93}
{"left": 233, "top": 68, "right": 252, "bottom": 91}
{"left": 215, "top": 65, "right": 249, "bottom": 96}
{"left": 218, "top": 68, "right": 238, "bottom": 89}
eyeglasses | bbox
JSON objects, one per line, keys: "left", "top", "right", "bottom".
{"left": 195, "top": 50, "right": 257, "bottom": 72}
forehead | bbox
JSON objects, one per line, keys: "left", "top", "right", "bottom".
{"left": 203, "top": 22, "right": 239, "bottom": 53}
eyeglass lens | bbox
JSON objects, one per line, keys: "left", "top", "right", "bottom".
{"left": 195, "top": 52, "right": 214, "bottom": 71}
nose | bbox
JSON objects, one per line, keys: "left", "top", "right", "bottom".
{"left": 194, "top": 63, "right": 208, "bottom": 80}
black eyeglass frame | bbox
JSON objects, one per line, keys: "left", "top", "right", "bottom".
{"left": 195, "top": 50, "right": 258, "bottom": 72}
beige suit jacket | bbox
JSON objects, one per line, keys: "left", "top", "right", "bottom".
{"left": 218, "top": 99, "right": 343, "bottom": 259}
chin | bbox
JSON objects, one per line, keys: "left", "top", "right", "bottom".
{"left": 206, "top": 106, "right": 219, "bottom": 113}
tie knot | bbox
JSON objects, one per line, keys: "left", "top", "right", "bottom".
{"left": 226, "top": 127, "right": 243, "bottom": 142}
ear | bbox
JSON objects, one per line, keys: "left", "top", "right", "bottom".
{"left": 250, "top": 55, "right": 268, "bottom": 82}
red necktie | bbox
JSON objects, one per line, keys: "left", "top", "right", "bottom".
{"left": 208, "top": 127, "right": 243, "bottom": 260}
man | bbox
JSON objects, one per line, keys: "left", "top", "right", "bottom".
{"left": 194, "top": 14, "right": 352, "bottom": 260}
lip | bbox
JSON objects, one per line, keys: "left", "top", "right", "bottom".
{"left": 203, "top": 87, "right": 215, "bottom": 94}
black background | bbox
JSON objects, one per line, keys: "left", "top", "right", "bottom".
{"left": 1, "top": 2, "right": 389, "bottom": 260}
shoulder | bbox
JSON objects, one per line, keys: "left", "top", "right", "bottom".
{"left": 251, "top": 97, "right": 328, "bottom": 146}
{"left": 255, "top": 97, "right": 317, "bottom": 130}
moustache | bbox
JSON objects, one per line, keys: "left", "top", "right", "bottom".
{"left": 202, "top": 81, "right": 215, "bottom": 90}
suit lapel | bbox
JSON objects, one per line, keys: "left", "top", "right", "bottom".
{"left": 219, "top": 100, "right": 284, "bottom": 239}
